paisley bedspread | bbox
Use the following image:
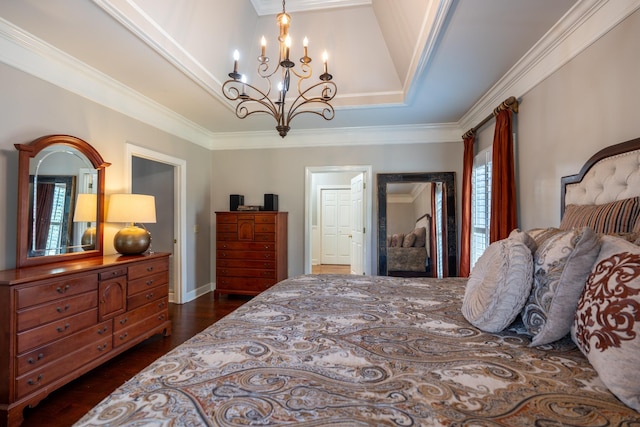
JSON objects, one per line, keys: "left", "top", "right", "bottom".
{"left": 74, "top": 274, "right": 640, "bottom": 426}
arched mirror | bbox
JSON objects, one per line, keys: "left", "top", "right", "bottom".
{"left": 15, "top": 135, "right": 110, "bottom": 268}
{"left": 377, "top": 172, "right": 457, "bottom": 277}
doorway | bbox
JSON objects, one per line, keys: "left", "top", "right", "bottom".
{"left": 304, "top": 165, "right": 373, "bottom": 275}
{"left": 125, "top": 144, "right": 187, "bottom": 303}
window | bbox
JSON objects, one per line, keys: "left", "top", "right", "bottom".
{"left": 471, "top": 147, "right": 492, "bottom": 268}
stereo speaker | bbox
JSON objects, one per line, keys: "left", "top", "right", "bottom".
{"left": 230, "top": 194, "right": 244, "bottom": 211}
{"left": 264, "top": 194, "right": 278, "bottom": 211}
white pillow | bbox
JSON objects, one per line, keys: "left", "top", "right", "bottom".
{"left": 462, "top": 238, "right": 534, "bottom": 333}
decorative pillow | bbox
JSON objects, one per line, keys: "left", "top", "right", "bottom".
{"left": 521, "top": 227, "right": 600, "bottom": 346}
{"left": 390, "top": 233, "right": 404, "bottom": 247}
{"left": 413, "top": 227, "right": 427, "bottom": 248}
{"left": 571, "top": 235, "right": 640, "bottom": 411}
{"left": 526, "top": 227, "right": 564, "bottom": 248}
{"left": 560, "top": 197, "right": 640, "bottom": 234}
{"left": 462, "top": 238, "right": 534, "bottom": 333}
{"left": 508, "top": 228, "right": 537, "bottom": 253}
{"left": 402, "top": 232, "right": 416, "bottom": 248}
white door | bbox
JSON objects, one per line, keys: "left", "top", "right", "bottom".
{"left": 321, "top": 190, "right": 338, "bottom": 264}
{"left": 350, "top": 173, "right": 365, "bottom": 275}
{"left": 337, "top": 190, "right": 351, "bottom": 264}
{"left": 321, "top": 189, "right": 351, "bottom": 264}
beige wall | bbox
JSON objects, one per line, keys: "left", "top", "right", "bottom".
{"left": 210, "top": 142, "right": 463, "bottom": 277}
{"left": 0, "top": 62, "right": 212, "bottom": 293}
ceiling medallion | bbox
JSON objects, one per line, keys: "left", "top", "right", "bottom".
{"left": 222, "top": 0, "right": 337, "bottom": 138}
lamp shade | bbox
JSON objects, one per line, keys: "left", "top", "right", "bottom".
{"left": 106, "top": 194, "right": 156, "bottom": 224}
{"left": 73, "top": 193, "right": 97, "bottom": 222}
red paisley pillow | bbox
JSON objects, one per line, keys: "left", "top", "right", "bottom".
{"left": 571, "top": 235, "right": 640, "bottom": 411}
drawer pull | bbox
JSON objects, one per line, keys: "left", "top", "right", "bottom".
{"left": 147, "top": 266, "right": 154, "bottom": 272}
{"left": 158, "top": 314, "right": 165, "bottom": 321}
{"left": 146, "top": 280, "right": 154, "bottom": 286}
{"left": 97, "top": 343, "right": 108, "bottom": 351}
{"left": 28, "top": 353, "right": 44, "bottom": 364}
{"left": 56, "top": 323, "right": 70, "bottom": 333}
{"left": 119, "top": 317, "right": 128, "bottom": 325}
{"left": 56, "top": 304, "right": 70, "bottom": 313}
{"left": 146, "top": 292, "right": 155, "bottom": 300}
{"left": 119, "top": 332, "right": 129, "bottom": 341}
{"left": 97, "top": 326, "right": 109, "bottom": 334}
{"left": 27, "top": 374, "right": 43, "bottom": 386}
{"left": 158, "top": 301, "right": 166, "bottom": 308}
{"left": 56, "top": 284, "right": 71, "bottom": 294}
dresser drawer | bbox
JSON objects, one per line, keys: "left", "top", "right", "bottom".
{"left": 217, "top": 223, "right": 237, "bottom": 233}
{"left": 98, "top": 267, "right": 128, "bottom": 281}
{"left": 217, "top": 267, "right": 276, "bottom": 279}
{"left": 253, "top": 223, "right": 275, "bottom": 233}
{"left": 217, "top": 214, "right": 238, "bottom": 224}
{"left": 114, "top": 308, "right": 169, "bottom": 348}
{"left": 128, "top": 258, "right": 169, "bottom": 281}
{"left": 128, "top": 271, "right": 168, "bottom": 296}
{"left": 217, "top": 233, "right": 239, "bottom": 242}
{"left": 217, "top": 250, "right": 276, "bottom": 261}
{"left": 17, "top": 291, "right": 98, "bottom": 332}
{"left": 254, "top": 215, "right": 276, "bottom": 224}
{"left": 16, "top": 274, "right": 98, "bottom": 309}
{"left": 16, "top": 321, "right": 111, "bottom": 376}
{"left": 216, "top": 277, "right": 273, "bottom": 292}
{"left": 115, "top": 297, "right": 168, "bottom": 332}
{"left": 16, "top": 336, "right": 112, "bottom": 399}
{"left": 127, "top": 283, "right": 168, "bottom": 310}
{"left": 16, "top": 308, "right": 99, "bottom": 354}
{"left": 254, "top": 233, "right": 275, "bottom": 242}
{"left": 217, "top": 241, "right": 275, "bottom": 251}
{"left": 217, "top": 259, "right": 276, "bottom": 269}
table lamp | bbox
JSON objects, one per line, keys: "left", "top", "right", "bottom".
{"left": 107, "top": 193, "right": 156, "bottom": 255}
{"left": 73, "top": 193, "right": 97, "bottom": 250}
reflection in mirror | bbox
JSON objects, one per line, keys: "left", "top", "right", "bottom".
{"left": 28, "top": 147, "right": 97, "bottom": 256}
{"left": 16, "top": 135, "right": 110, "bottom": 268}
{"left": 378, "top": 172, "right": 457, "bottom": 278}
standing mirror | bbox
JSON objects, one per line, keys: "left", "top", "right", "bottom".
{"left": 15, "top": 135, "right": 110, "bottom": 268}
{"left": 378, "top": 172, "right": 457, "bottom": 277}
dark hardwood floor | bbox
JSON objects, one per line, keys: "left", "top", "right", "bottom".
{"left": 20, "top": 292, "right": 251, "bottom": 427}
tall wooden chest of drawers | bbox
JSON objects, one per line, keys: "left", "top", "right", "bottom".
{"left": 0, "top": 252, "right": 171, "bottom": 427}
{"left": 215, "top": 211, "right": 288, "bottom": 297}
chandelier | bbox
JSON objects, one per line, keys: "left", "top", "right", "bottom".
{"left": 222, "top": 0, "right": 337, "bottom": 138}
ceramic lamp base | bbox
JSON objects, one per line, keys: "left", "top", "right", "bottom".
{"left": 114, "top": 225, "right": 151, "bottom": 255}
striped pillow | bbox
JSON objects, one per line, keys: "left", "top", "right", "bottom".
{"left": 560, "top": 197, "right": 640, "bottom": 234}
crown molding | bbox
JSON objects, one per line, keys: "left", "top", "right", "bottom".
{"left": 0, "top": 16, "right": 215, "bottom": 150}
{"left": 210, "top": 123, "right": 462, "bottom": 150}
{"left": 459, "top": 0, "right": 640, "bottom": 133}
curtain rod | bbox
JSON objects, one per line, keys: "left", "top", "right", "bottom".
{"left": 462, "top": 96, "right": 518, "bottom": 139}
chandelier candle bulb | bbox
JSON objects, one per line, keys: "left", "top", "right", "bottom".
{"left": 303, "top": 37, "right": 308, "bottom": 57}
{"left": 285, "top": 35, "right": 291, "bottom": 61}
{"left": 323, "top": 51, "right": 328, "bottom": 74}
{"left": 233, "top": 50, "right": 239, "bottom": 74}
{"left": 261, "top": 36, "right": 266, "bottom": 57}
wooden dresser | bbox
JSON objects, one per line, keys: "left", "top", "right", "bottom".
{"left": 0, "top": 252, "right": 171, "bottom": 427}
{"left": 215, "top": 211, "right": 288, "bottom": 297}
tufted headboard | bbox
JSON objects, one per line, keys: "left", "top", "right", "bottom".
{"left": 561, "top": 137, "right": 640, "bottom": 217}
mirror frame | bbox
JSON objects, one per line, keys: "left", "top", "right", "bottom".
{"left": 15, "top": 135, "right": 111, "bottom": 268}
{"left": 377, "top": 172, "right": 457, "bottom": 277}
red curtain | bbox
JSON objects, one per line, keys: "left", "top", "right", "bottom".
{"left": 489, "top": 109, "right": 517, "bottom": 242}
{"left": 459, "top": 134, "right": 475, "bottom": 277}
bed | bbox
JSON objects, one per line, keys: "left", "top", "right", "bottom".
{"left": 74, "top": 139, "right": 640, "bottom": 426}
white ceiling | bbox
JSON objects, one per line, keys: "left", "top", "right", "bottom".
{"left": 0, "top": 0, "right": 579, "bottom": 145}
